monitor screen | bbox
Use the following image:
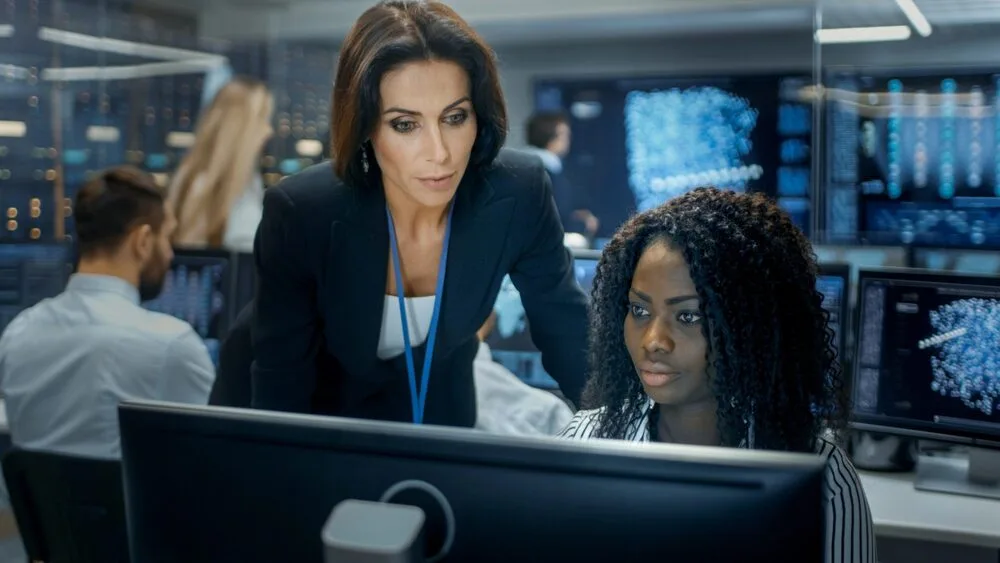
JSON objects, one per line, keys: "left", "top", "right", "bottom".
{"left": 534, "top": 74, "right": 813, "bottom": 236}
{"left": 141, "top": 250, "right": 232, "bottom": 365}
{"left": 852, "top": 269, "right": 1000, "bottom": 444}
{"left": 825, "top": 69, "right": 1000, "bottom": 248}
{"left": 0, "top": 243, "right": 72, "bottom": 334}
{"left": 817, "top": 264, "right": 850, "bottom": 364}
{"left": 487, "top": 253, "right": 599, "bottom": 389}
{"left": 119, "top": 400, "right": 826, "bottom": 563}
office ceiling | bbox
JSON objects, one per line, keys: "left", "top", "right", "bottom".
{"left": 822, "top": 0, "right": 1000, "bottom": 28}
{"left": 135, "top": 0, "right": 1000, "bottom": 43}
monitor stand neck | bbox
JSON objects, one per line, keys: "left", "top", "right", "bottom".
{"left": 914, "top": 447, "right": 1000, "bottom": 500}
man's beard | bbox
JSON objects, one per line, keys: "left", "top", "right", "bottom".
{"left": 138, "top": 251, "right": 169, "bottom": 302}
{"left": 138, "top": 275, "right": 166, "bottom": 302}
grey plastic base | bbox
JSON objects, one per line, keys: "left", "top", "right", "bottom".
{"left": 322, "top": 499, "right": 426, "bottom": 563}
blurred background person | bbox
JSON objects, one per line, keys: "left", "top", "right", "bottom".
{"left": 168, "top": 77, "right": 274, "bottom": 252}
{"left": 525, "top": 111, "right": 599, "bottom": 238}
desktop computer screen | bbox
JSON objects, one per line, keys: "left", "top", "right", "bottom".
{"left": 852, "top": 268, "right": 1000, "bottom": 445}
{"left": 141, "top": 249, "right": 232, "bottom": 365}
{"left": 0, "top": 242, "right": 72, "bottom": 334}
{"left": 825, "top": 69, "right": 1000, "bottom": 248}
{"left": 535, "top": 73, "right": 814, "bottom": 236}
{"left": 487, "top": 251, "right": 599, "bottom": 389}
{"left": 817, "top": 263, "right": 850, "bottom": 365}
{"left": 119, "top": 400, "right": 826, "bottom": 563}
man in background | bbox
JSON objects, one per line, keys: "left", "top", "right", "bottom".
{"left": 0, "top": 165, "right": 215, "bottom": 456}
{"left": 0, "top": 165, "right": 214, "bottom": 558}
{"left": 524, "top": 112, "right": 599, "bottom": 237}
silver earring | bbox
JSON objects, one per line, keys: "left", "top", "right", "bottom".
{"left": 361, "top": 145, "right": 370, "bottom": 174}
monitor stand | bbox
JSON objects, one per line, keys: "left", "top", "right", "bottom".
{"left": 914, "top": 447, "right": 1000, "bottom": 500}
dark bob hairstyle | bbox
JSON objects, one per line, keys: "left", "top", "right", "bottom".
{"left": 331, "top": 0, "right": 508, "bottom": 188}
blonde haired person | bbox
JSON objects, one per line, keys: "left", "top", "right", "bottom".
{"left": 169, "top": 77, "right": 274, "bottom": 251}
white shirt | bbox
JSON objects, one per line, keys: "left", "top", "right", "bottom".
{"left": 0, "top": 274, "right": 215, "bottom": 458}
{"left": 473, "top": 342, "right": 573, "bottom": 436}
{"left": 559, "top": 398, "right": 877, "bottom": 563}
{"left": 377, "top": 295, "right": 436, "bottom": 360}
{"left": 223, "top": 173, "right": 264, "bottom": 253}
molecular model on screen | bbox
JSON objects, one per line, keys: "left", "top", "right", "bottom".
{"left": 625, "top": 87, "right": 760, "bottom": 211}
{"left": 924, "top": 298, "right": 1000, "bottom": 416}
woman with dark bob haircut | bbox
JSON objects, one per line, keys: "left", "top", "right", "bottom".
{"left": 251, "top": 0, "right": 588, "bottom": 426}
{"left": 560, "top": 188, "right": 876, "bottom": 563}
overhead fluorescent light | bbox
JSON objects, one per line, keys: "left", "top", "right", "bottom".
{"left": 0, "top": 25, "right": 13, "bottom": 38}
{"left": 37, "top": 27, "right": 225, "bottom": 63}
{"left": 0, "top": 121, "right": 26, "bottom": 138}
{"left": 815, "top": 25, "right": 911, "bottom": 44}
{"left": 894, "top": 0, "right": 932, "bottom": 37}
{"left": 0, "top": 64, "right": 29, "bottom": 80}
{"left": 42, "top": 59, "right": 225, "bottom": 82}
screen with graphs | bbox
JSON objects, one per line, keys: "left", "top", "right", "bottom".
{"left": 826, "top": 70, "right": 1000, "bottom": 248}
{"left": 534, "top": 74, "right": 813, "bottom": 236}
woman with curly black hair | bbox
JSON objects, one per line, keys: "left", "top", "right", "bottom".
{"left": 560, "top": 188, "right": 875, "bottom": 563}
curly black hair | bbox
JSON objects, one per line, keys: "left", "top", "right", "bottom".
{"left": 582, "top": 187, "right": 846, "bottom": 453}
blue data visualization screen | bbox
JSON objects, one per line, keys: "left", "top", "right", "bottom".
{"left": 826, "top": 70, "right": 1000, "bottom": 248}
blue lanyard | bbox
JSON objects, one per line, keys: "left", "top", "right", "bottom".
{"left": 385, "top": 203, "right": 454, "bottom": 425}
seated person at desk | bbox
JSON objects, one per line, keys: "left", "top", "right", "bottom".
{"left": 0, "top": 166, "right": 215, "bottom": 458}
{"left": 560, "top": 188, "right": 876, "bottom": 563}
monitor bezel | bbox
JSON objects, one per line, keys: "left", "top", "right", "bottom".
{"left": 850, "top": 266, "right": 1000, "bottom": 448}
{"left": 120, "top": 399, "right": 826, "bottom": 480}
{"left": 570, "top": 248, "right": 601, "bottom": 261}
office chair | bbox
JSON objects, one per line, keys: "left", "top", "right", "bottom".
{"left": 2, "top": 448, "right": 129, "bottom": 563}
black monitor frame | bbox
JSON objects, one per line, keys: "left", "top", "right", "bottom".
{"left": 569, "top": 248, "right": 601, "bottom": 261}
{"left": 851, "top": 267, "right": 1000, "bottom": 448}
{"left": 119, "top": 400, "right": 825, "bottom": 563}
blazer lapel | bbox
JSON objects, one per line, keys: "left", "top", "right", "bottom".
{"left": 437, "top": 169, "right": 516, "bottom": 348}
{"left": 325, "top": 184, "right": 388, "bottom": 377}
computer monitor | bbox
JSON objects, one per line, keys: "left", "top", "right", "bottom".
{"left": 141, "top": 249, "right": 232, "bottom": 365}
{"left": 825, "top": 69, "right": 1000, "bottom": 248}
{"left": 852, "top": 268, "right": 1000, "bottom": 498}
{"left": 817, "top": 262, "right": 850, "bottom": 368}
{"left": 487, "top": 249, "right": 600, "bottom": 389}
{"left": 118, "top": 400, "right": 825, "bottom": 563}
{"left": 0, "top": 242, "right": 73, "bottom": 334}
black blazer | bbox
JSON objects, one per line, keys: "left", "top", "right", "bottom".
{"left": 251, "top": 148, "right": 589, "bottom": 427}
{"left": 209, "top": 302, "right": 254, "bottom": 408}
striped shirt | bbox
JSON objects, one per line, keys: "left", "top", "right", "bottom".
{"left": 559, "top": 399, "right": 877, "bottom": 563}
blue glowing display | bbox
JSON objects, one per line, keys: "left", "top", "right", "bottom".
{"left": 624, "top": 88, "right": 759, "bottom": 211}
{"left": 925, "top": 298, "right": 1000, "bottom": 415}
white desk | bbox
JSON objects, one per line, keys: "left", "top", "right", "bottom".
{"left": 860, "top": 470, "right": 1000, "bottom": 549}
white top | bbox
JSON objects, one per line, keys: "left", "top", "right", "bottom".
{"left": 377, "top": 295, "right": 436, "bottom": 360}
{"left": 223, "top": 173, "right": 264, "bottom": 253}
{"left": 559, "top": 398, "right": 877, "bottom": 563}
{"left": 473, "top": 342, "right": 573, "bottom": 436}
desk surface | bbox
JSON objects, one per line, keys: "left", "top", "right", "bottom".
{"left": 860, "top": 470, "right": 1000, "bottom": 548}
